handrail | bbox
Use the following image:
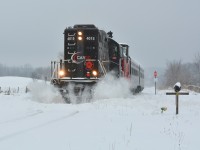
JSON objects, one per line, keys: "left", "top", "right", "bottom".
{"left": 51, "top": 61, "right": 62, "bottom": 79}
{"left": 51, "top": 59, "right": 108, "bottom": 79}
{"left": 51, "top": 67, "right": 57, "bottom": 79}
{"left": 98, "top": 60, "right": 107, "bottom": 76}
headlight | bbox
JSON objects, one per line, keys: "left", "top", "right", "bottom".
{"left": 78, "top": 31, "right": 82, "bottom": 36}
{"left": 59, "top": 70, "right": 65, "bottom": 76}
{"left": 92, "top": 70, "right": 98, "bottom": 77}
{"left": 78, "top": 36, "right": 82, "bottom": 40}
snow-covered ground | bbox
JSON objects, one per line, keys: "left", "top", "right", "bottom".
{"left": 0, "top": 76, "right": 200, "bottom": 150}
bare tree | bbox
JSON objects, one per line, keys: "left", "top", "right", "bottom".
{"left": 33, "top": 67, "right": 51, "bottom": 80}
{"left": 163, "top": 59, "right": 193, "bottom": 87}
{"left": 164, "top": 60, "right": 182, "bottom": 87}
{"left": 180, "top": 63, "right": 192, "bottom": 85}
{"left": 0, "top": 63, "right": 50, "bottom": 81}
{"left": 194, "top": 52, "right": 200, "bottom": 86}
{"left": 58, "top": 51, "right": 64, "bottom": 60}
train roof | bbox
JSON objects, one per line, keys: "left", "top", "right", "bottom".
{"left": 119, "top": 43, "right": 129, "bottom": 46}
{"left": 64, "top": 24, "right": 99, "bottom": 33}
{"left": 73, "top": 24, "right": 97, "bottom": 28}
{"left": 65, "top": 24, "right": 98, "bottom": 30}
{"left": 108, "top": 37, "right": 119, "bottom": 44}
{"left": 131, "top": 59, "right": 144, "bottom": 68}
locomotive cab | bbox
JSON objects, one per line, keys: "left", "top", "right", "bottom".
{"left": 108, "top": 38, "right": 122, "bottom": 77}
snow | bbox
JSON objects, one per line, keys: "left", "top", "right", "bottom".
{"left": 0, "top": 76, "right": 32, "bottom": 93}
{"left": 0, "top": 76, "right": 200, "bottom": 150}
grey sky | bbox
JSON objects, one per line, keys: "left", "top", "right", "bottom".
{"left": 0, "top": 0, "right": 200, "bottom": 68}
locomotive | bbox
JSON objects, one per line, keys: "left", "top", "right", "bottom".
{"left": 51, "top": 24, "right": 144, "bottom": 102}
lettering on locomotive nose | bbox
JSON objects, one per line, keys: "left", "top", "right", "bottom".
{"left": 86, "top": 36, "right": 95, "bottom": 40}
{"left": 67, "top": 52, "right": 86, "bottom": 64}
{"left": 67, "top": 37, "right": 75, "bottom": 41}
{"left": 77, "top": 56, "right": 85, "bottom": 60}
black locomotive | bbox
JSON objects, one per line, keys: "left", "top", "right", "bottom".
{"left": 51, "top": 24, "right": 144, "bottom": 102}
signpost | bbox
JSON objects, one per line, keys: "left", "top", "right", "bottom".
{"left": 154, "top": 71, "right": 157, "bottom": 95}
{"left": 166, "top": 82, "right": 189, "bottom": 115}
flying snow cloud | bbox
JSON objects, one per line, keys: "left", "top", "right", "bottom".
{"left": 93, "top": 73, "right": 132, "bottom": 100}
{"left": 27, "top": 81, "right": 64, "bottom": 103}
{"left": 27, "top": 73, "right": 132, "bottom": 104}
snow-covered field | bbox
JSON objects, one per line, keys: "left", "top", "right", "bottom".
{"left": 0, "top": 76, "right": 200, "bottom": 150}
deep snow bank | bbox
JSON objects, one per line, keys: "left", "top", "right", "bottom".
{"left": 0, "top": 76, "right": 32, "bottom": 92}
{"left": 1, "top": 76, "right": 200, "bottom": 150}
{"left": 0, "top": 76, "right": 64, "bottom": 103}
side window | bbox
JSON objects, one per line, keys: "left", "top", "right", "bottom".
{"left": 119, "top": 46, "right": 123, "bottom": 57}
{"left": 112, "top": 46, "right": 118, "bottom": 57}
{"left": 122, "top": 47, "right": 127, "bottom": 57}
{"left": 109, "top": 44, "right": 118, "bottom": 59}
{"left": 98, "top": 33, "right": 102, "bottom": 42}
{"left": 108, "top": 40, "right": 120, "bottom": 61}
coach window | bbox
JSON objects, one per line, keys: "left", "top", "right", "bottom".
{"left": 119, "top": 47, "right": 123, "bottom": 57}
{"left": 122, "top": 47, "right": 127, "bottom": 57}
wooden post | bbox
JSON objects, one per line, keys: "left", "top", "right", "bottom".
{"left": 8, "top": 87, "right": 10, "bottom": 95}
{"left": 25, "top": 86, "right": 28, "bottom": 93}
{"left": 166, "top": 92, "right": 189, "bottom": 115}
{"left": 176, "top": 92, "right": 179, "bottom": 115}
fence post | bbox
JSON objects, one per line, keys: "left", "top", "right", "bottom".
{"left": 45, "top": 76, "right": 47, "bottom": 84}
{"left": 25, "top": 86, "right": 28, "bottom": 93}
{"left": 176, "top": 93, "right": 179, "bottom": 115}
{"left": 8, "top": 87, "right": 10, "bottom": 95}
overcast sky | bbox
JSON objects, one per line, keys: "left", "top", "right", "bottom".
{"left": 0, "top": 0, "right": 200, "bottom": 68}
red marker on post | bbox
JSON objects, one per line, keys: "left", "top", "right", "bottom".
{"left": 154, "top": 71, "right": 157, "bottom": 78}
{"left": 154, "top": 71, "right": 157, "bottom": 95}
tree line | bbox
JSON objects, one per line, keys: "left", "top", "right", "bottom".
{"left": 162, "top": 53, "right": 200, "bottom": 88}
{"left": 0, "top": 64, "right": 51, "bottom": 81}
{"left": 1, "top": 52, "right": 200, "bottom": 88}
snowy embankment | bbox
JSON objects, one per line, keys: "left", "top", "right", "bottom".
{"left": 0, "top": 76, "right": 200, "bottom": 150}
